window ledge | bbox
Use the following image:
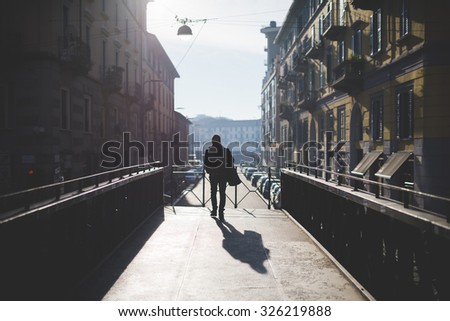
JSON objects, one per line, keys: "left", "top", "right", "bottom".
{"left": 396, "top": 33, "right": 411, "bottom": 45}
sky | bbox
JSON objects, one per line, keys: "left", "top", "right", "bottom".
{"left": 146, "top": 0, "right": 293, "bottom": 121}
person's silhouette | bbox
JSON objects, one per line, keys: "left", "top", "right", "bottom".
{"left": 204, "top": 134, "right": 233, "bottom": 220}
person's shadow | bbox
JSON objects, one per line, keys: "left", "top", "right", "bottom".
{"left": 214, "top": 218, "right": 270, "bottom": 274}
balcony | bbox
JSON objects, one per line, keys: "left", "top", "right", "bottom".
{"left": 143, "top": 94, "right": 155, "bottom": 111}
{"left": 293, "top": 55, "right": 308, "bottom": 73}
{"left": 297, "top": 90, "right": 318, "bottom": 112}
{"left": 277, "top": 77, "right": 288, "bottom": 90}
{"left": 59, "top": 37, "right": 91, "bottom": 75}
{"left": 101, "top": 65, "right": 124, "bottom": 92}
{"left": 303, "top": 36, "right": 323, "bottom": 60}
{"left": 285, "top": 70, "right": 297, "bottom": 83}
{"left": 126, "top": 83, "right": 142, "bottom": 103}
{"left": 351, "top": 0, "right": 378, "bottom": 10}
{"left": 322, "top": 10, "right": 347, "bottom": 41}
{"left": 279, "top": 103, "right": 293, "bottom": 120}
{"left": 332, "top": 59, "right": 364, "bottom": 94}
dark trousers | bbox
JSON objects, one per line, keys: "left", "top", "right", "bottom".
{"left": 210, "top": 175, "right": 227, "bottom": 212}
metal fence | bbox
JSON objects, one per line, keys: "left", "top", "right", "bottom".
{"left": 0, "top": 163, "right": 164, "bottom": 300}
{"left": 282, "top": 165, "right": 450, "bottom": 300}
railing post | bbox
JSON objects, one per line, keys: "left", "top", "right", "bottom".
{"left": 55, "top": 184, "right": 60, "bottom": 201}
{"left": 234, "top": 185, "right": 237, "bottom": 209}
{"left": 403, "top": 190, "right": 409, "bottom": 209}
{"left": 202, "top": 168, "right": 205, "bottom": 207}
{"left": 268, "top": 167, "right": 271, "bottom": 210}
{"left": 375, "top": 184, "right": 380, "bottom": 198}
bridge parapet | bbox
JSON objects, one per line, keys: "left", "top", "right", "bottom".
{"left": 0, "top": 163, "right": 164, "bottom": 299}
{"left": 282, "top": 167, "right": 450, "bottom": 300}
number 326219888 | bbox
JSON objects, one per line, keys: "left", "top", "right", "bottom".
{"left": 259, "top": 305, "right": 331, "bottom": 317}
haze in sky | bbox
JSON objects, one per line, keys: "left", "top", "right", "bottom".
{"left": 147, "top": 0, "right": 292, "bottom": 120}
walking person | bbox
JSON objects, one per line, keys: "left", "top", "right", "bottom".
{"left": 204, "top": 134, "right": 233, "bottom": 221}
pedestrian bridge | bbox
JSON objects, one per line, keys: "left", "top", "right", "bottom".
{"left": 1, "top": 163, "right": 449, "bottom": 300}
{"left": 75, "top": 206, "right": 370, "bottom": 301}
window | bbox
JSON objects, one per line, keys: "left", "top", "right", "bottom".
{"left": 400, "top": 0, "right": 410, "bottom": 38}
{"left": 352, "top": 28, "right": 362, "bottom": 57}
{"left": 396, "top": 86, "right": 414, "bottom": 139}
{"left": 61, "top": 89, "right": 70, "bottom": 130}
{"left": 326, "top": 109, "right": 334, "bottom": 133}
{"left": 85, "top": 25, "right": 91, "bottom": 49}
{"left": 318, "top": 113, "right": 325, "bottom": 143}
{"left": 319, "top": 62, "right": 324, "bottom": 89}
{"left": 338, "top": 40, "right": 345, "bottom": 64}
{"left": 337, "top": 106, "right": 346, "bottom": 141}
{"left": 326, "top": 47, "right": 333, "bottom": 84}
{"left": 84, "top": 96, "right": 92, "bottom": 132}
{"left": 102, "top": 40, "right": 106, "bottom": 76}
{"left": 0, "top": 86, "right": 7, "bottom": 129}
{"left": 316, "top": 15, "right": 322, "bottom": 37}
{"left": 370, "top": 93, "right": 384, "bottom": 141}
{"left": 125, "top": 62, "right": 129, "bottom": 93}
{"left": 370, "top": 9, "right": 382, "bottom": 55}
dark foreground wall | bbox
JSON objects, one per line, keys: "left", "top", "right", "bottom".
{"left": 0, "top": 167, "right": 164, "bottom": 300}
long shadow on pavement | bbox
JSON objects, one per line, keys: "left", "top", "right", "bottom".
{"left": 214, "top": 218, "right": 270, "bottom": 274}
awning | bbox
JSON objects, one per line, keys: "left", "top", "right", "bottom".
{"left": 375, "top": 152, "right": 413, "bottom": 179}
{"left": 351, "top": 151, "right": 383, "bottom": 176}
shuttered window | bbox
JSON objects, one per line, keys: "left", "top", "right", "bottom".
{"left": 396, "top": 86, "right": 414, "bottom": 139}
{"left": 400, "top": 0, "right": 410, "bottom": 38}
{"left": 370, "top": 93, "right": 384, "bottom": 141}
{"left": 370, "top": 9, "right": 382, "bottom": 55}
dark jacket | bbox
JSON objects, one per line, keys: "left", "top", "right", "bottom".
{"left": 204, "top": 142, "right": 233, "bottom": 176}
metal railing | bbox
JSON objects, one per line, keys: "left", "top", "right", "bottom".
{"left": 171, "top": 165, "right": 275, "bottom": 209}
{"left": 281, "top": 163, "right": 450, "bottom": 300}
{"left": 0, "top": 162, "right": 164, "bottom": 299}
{"left": 287, "top": 162, "right": 450, "bottom": 221}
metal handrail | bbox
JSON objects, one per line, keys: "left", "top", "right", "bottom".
{"left": 0, "top": 162, "right": 163, "bottom": 215}
{"left": 284, "top": 162, "right": 450, "bottom": 221}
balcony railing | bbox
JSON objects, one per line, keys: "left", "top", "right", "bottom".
{"left": 100, "top": 65, "right": 124, "bottom": 92}
{"left": 303, "top": 36, "right": 323, "bottom": 59}
{"left": 59, "top": 37, "right": 91, "bottom": 75}
{"left": 286, "top": 70, "right": 297, "bottom": 82}
{"left": 126, "top": 83, "right": 142, "bottom": 102}
{"left": 297, "top": 90, "right": 317, "bottom": 112}
{"left": 332, "top": 59, "right": 364, "bottom": 94}
{"left": 323, "top": 10, "right": 347, "bottom": 41}
{"left": 143, "top": 94, "right": 155, "bottom": 111}
{"left": 293, "top": 55, "right": 308, "bottom": 73}
{"left": 279, "top": 103, "right": 293, "bottom": 120}
{"left": 351, "top": 0, "right": 378, "bottom": 10}
{"left": 277, "top": 78, "right": 288, "bottom": 90}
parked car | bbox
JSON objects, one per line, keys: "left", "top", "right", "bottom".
{"left": 257, "top": 175, "right": 269, "bottom": 192}
{"left": 250, "top": 172, "right": 265, "bottom": 187}
{"left": 245, "top": 168, "right": 258, "bottom": 180}
{"left": 272, "top": 187, "right": 282, "bottom": 209}
{"left": 263, "top": 178, "right": 280, "bottom": 199}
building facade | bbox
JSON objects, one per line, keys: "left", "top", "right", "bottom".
{"left": 189, "top": 116, "right": 261, "bottom": 164}
{"left": 261, "top": 21, "right": 283, "bottom": 168}
{"left": 0, "top": 0, "right": 181, "bottom": 194}
{"left": 272, "top": 0, "right": 450, "bottom": 212}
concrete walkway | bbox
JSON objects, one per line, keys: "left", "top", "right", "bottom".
{"left": 76, "top": 206, "right": 371, "bottom": 301}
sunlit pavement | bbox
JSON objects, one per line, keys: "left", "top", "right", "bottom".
{"left": 76, "top": 205, "right": 371, "bottom": 301}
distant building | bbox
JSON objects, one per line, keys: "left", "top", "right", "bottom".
{"left": 189, "top": 116, "right": 261, "bottom": 164}
{"left": 0, "top": 0, "right": 180, "bottom": 194}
